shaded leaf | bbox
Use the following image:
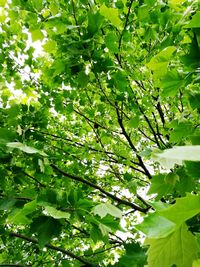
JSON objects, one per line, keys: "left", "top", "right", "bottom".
{"left": 87, "top": 11, "right": 104, "bottom": 35}
{"left": 30, "top": 216, "right": 62, "bottom": 248}
{"left": 114, "top": 242, "right": 147, "bottom": 267}
{"left": 7, "top": 200, "right": 37, "bottom": 225}
{"left": 0, "top": 128, "right": 16, "bottom": 144}
{"left": 148, "top": 174, "right": 173, "bottom": 200}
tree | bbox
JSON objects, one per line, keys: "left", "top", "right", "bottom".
{"left": 0, "top": 0, "right": 200, "bottom": 266}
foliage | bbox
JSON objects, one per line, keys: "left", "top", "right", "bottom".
{"left": 0, "top": 0, "right": 200, "bottom": 266}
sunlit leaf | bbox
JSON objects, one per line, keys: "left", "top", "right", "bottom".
{"left": 7, "top": 142, "right": 47, "bottom": 156}
{"left": 159, "top": 194, "right": 200, "bottom": 227}
{"left": 44, "top": 206, "right": 70, "bottom": 219}
{"left": 100, "top": 4, "right": 122, "bottom": 28}
{"left": 152, "top": 146, "right": 200, "bottom": 169}
{"left": 93, "top": 203, "right": 122, "bottom": 219}
{"left": 185, "top": 12, "right": 200, "bottom": 28}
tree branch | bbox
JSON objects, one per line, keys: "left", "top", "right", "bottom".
{"left": 156, "top": 101, "right": 165, "bottom": 126}
{"left": 51, "top": 164, "right": 149, "bottom": 213}
{"left": 138, "top": 128, "right": 157, "bottom": 143}
{"left": 31, "top": 129, "right": 145, "bottom": 174}
{"left": 71, "top": 0, "right": 81, "bottom": 35}
{"left": 10, "top": 232, "right": 97, "bottom": 267}
{"left": 152, "top": 112, "right": 167, "bottom": 147}
{"left": 84, "top": 244, "right": 121, "bottom": 257}
{"left": 115, "top": 104, "right": 152, "bottom": 179}
{"left": 73, "top": 108, "right": 121, "bottom": 135}
{"left": 135, "top": 100, "right": 161, "bottom": 149}
{"left": 22, "top": 171, "right": 46, "bottom": 188}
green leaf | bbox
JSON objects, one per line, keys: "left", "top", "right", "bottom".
{"left": 137, "top": 5, "right": 150, "bottom": 22}
{"left": 105, "top": 32, "right": 118, "bottom": 53}
{"left": 159, "top": 194, "right": 200, "bottom": 227}
{"left": 90, "top": 225, "right": 104, "bottom": 243}
{"left": 114, "top": 242, "right": 147, "bottom": 267}
{"left": 0, "top": 197, "right": 16, "bottom": 211}
{"left": 146, "top": 223, "right": 199, "bottom": 267}
{"left": 98, "top": 223, "right": 111, "bottom": 236}
{"left": 148, "top": 174, "right": 173, "bottom": 200}
{"left": 7, "top": 142, "right": 47, "bottom": 156}
{"left": 61, "top": 260, "right": 71, "bottom": 267}
{"left": 152, "top": 146, "right": 200, "bottom": 169}
{"left": 100, "top": 215, "right": 123, "bottom": 232}
{"left": 44, "top": 206, "right": 70, "bottom": 219}
{"left": 168, "top": 0, "right": 184, "bottom": 5}
{"left": 7, "top": 200, "right": 37, "bottom": 225}
{"left": 169, "top": 122, "right": 194, "bottom": 143}
{"left": 188, "top": 93, "right": 200, "bottom": 110}
{"left": 1, "top": 0, "right": 200, "bottom": 264}
{"left": 177, "top": 177, "right": 196, "bottom": 196}
{"left": 146, "top": 46, "right": 176, "bottom": 78}
{"left": 185, "top": 12, "right": 200, "bottom": 28}
{"left": 100, "top": 4, "right": 122, "bottom": 28}
{"left": 0, "top": 0, "right": 6, "bottom": 7}
{"left": 30, "top": 216, "right": 62, "bottom": 248}
{"left": 30, "top": 0, "right": 43, "bottom": 11}
{"left": 43, "top": 40, "right": 57, "bottom": 53}
{"left": 159, "top": 70, "right": 184, "bottom": 97}
{"left": 148, "top": 201, "right": 170, "bottom": 211}
{"left": 87, "top": 11, "right": 104, "bottom": 35}
{"left": 49, "top": 1, "right": 59, "bottom": 16}
{"left": 185, "top": 161, "right": 200, "bottom": 179}
{"left": 92, "top": 203, "right": 122, "bottom": 219}
{"left": 0, "top": 128, "right": 16, "bottom": 144}
{"left": 135, "top": 213, "right": 176, "bottom": 239}
{"left": 77, "top": 71, "right": 89, "bottom": 88}
{"left": 30, "top": 29, "right": 44, "bottom": 42}
{"left": 128, "top": 116, "right": 140, "bottom": 128}
{"left": 164, "top": 172, "right": 179, "bottom": 185}
{"left": 193, "top": 259, "right": 200, "bottom": 267}
{"left": 37, "top": 189, "right": 58, "bottom": 206}
{"left": 112, "top": 71, "right": 128, "bottom": 91}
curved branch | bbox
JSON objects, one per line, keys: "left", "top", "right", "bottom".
{"left": 10, "top": 232, "right": 97, "bottom": 267}
{"left": 51, "top": 164, "right": 149, "bottom": 213}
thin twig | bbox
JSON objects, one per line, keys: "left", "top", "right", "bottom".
{"left": 118, "top": 0, "right": 134, "bottom": 50}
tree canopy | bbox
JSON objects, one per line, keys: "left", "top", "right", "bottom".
{"left": 0, "top": 0, "right": 200, "bottom": 266}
